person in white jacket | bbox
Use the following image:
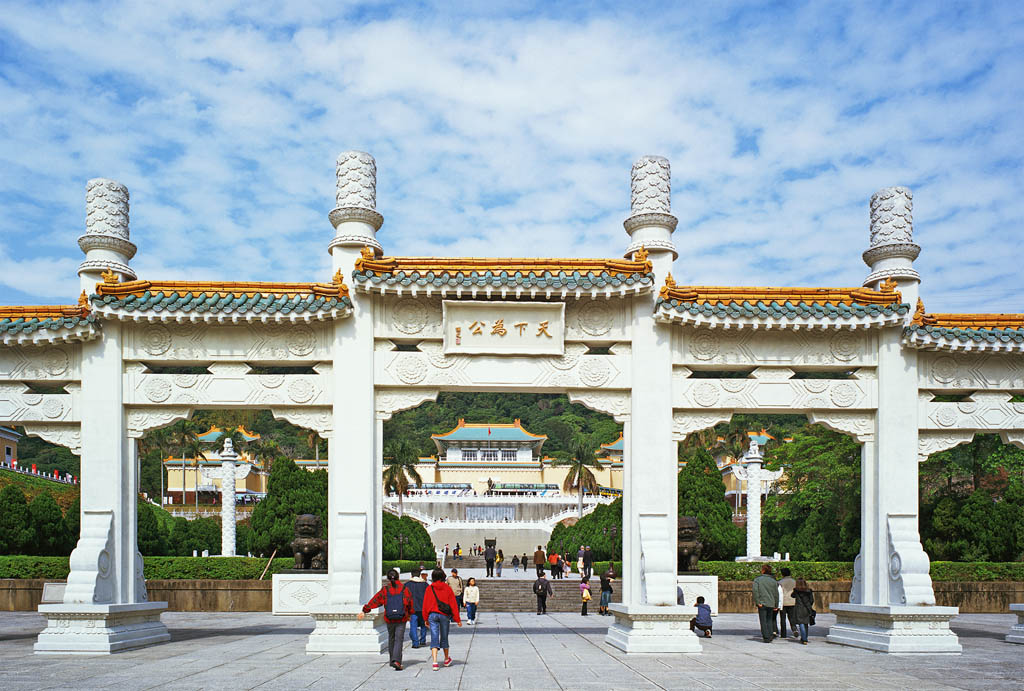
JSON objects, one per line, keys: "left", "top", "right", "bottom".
{"left": 463, "top": 577, "right": 480, "bottom": 625}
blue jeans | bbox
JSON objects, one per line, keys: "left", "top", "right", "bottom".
{"left": 409, "top": 613, "right": 427, "bottom": 646}
{"left": 600, "top": 591, "right": 611, "bottom": 608}
{"left": 798, "top": 623, "right": 808, "bottom": 642}
{"left": 466, "top": 602, "right": 477, "bottom": 621}
{"left": 428, "top": 612, "right": 450, "bottom": 650}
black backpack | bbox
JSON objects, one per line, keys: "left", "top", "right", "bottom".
{"left": 384, "top": 586, "right": 405, "bottom": 621}
{"left": 533, "top": 579, "right": 546, "bottom": 595}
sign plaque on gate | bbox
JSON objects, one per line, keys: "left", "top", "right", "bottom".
{"left": 442, "top": 300, "right": 564, "bottom": 356}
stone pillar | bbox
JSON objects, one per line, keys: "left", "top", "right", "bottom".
{"left": 1007, "top": 604, "right": 1024, "bottom": 644}
{"left": 200, "top": 439, "right": 251, "bottom": 557}
{"left": 734, "top": 441, "right": 782, "bottom": 562}
{"left": 827, "top": 188, "right": 960, "bottom": 654}
{"left": 606, "top": 156, "right": 699, "bottom": 653}
{"left": 307, "top": 151, "right": 386, "bottom": 654}
{"left": 78, "top": 178, "right": 137, "bottom": 294}
{"left": 35, "top": 320, "right": 168, "bottom": 654}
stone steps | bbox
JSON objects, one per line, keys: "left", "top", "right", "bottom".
{"left": 444, "top": 578, "right": 620, "bottom": 613}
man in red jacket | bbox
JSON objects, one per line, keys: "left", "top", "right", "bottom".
{"left": 422, "top": 568, "right": 462, "bottom": 671}
{"left": 358, "top": 568, "right": 413, "bottom": 671}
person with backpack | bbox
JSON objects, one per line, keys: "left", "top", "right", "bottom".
{"left": 534, "top": 572, "right": 553, "bottom": 614}
{"left": 580, "top": 576, "right": 592, "bottom": 616}
{"left": 423, "top": 568, "right": 462, "bottom": 671}
{"left": 598, "top": 570, "right": 614, "bottom": 616}
{"left": 511, "top": 554, "right": 520, "bottom": 573}
{"left": 357, "top": 568, "right": 412, "bottom": 671}
{"left": 792, "top": 578, "right": 816, "bottom": 644}
{"left": 463, "top": 577, "right": 480, "bottom": 625}
{"left": 404, "top": 569, "right": 429, "bottom": 648}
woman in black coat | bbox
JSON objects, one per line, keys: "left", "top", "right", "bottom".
{"left": 792, "top": 578, "right": 815, "bottom": 644}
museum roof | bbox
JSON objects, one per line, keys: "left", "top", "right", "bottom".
{"left": 195, "top": 425, "right": 261, "bottom": 443}
{"left": 89, "top": 270, "right": 352, "bottom": 322}
{"left": 655, "top": 276, "right": 910, "bottom": 329}
{"left": 431, "top": 418, "right": 548, "bottom": 443}
{"left": 0, "top": 301, "right": 100, "bottom": 345}
{"left": 903, "top": 299, "right": 1024, "bottom": 351}
{"left": 600, "top": 434, "right": 624, "bottom": 452}
{"left": 351, "top": 247, "right": 656, "bottom": 297}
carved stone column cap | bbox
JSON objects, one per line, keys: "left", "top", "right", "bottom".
{"left": 335, "top": 150, "right": 377, "bottom": 210}
{"left": 630, "top": 156, "right": 671, "bottom": 215}
{"left": 85, "top": 178, "right": 130, "bottom": 240}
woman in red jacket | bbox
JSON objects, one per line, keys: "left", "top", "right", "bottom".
{"left": 357, "top": 568, "right": 413, "bottom": 671}
{"left": 422, "top": 568, "right": 462, "bottom": 671}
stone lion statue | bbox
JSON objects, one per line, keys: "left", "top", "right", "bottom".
{"left": 677, "top": 515, "right": 703, "bottom": 573}
{"left": 291, "top": 514, "right": 328, "bottom": 570}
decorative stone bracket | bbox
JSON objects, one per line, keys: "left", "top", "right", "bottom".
{"left": 375, "top": 388, "right": 439, "bottom": 421}
{"left": 671, "top": 411, "right": 732, "bottom": 441}
{"left": 638, "top": 513, "right": 675, "bottom": 605}
{"left": 64, "top": 510, "right": 115, "bottom": 605}
{"left": 567, "top": 389, "right": 630, "bottom": 422}
{"left": 329, "top": 512, "right": 368, "bottom": 605}
{"left": 887, "top": 514, "right": 935, "bottom": 607}
{"left": 271, "top": 407, "right": 334, "bottom": 438}
{"left": 21, "top": 424, "right": 82, "bottom": 455}
{"left": 126, "top": 407, "right": 193, "bottom": 439}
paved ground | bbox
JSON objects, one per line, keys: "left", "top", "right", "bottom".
{"left": 0, "top": 611, "right": 1019, "bottom": 690}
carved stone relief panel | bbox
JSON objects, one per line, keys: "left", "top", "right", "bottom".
{"left": 0, "top": 345, "right": 81, "bottom": 381}
{"left": 564, "top": 298, "right": 630, "bottom": 341}
{"left": 374, "top": 296, "right": 444, "bottom": 340}
{"left": 672, "top": 369, "right": 875, "bottom": 411}
{"left": 673, "top": 328, "right": 876, "bottom": 368}
{"left": 918, "top": 351, "right": 1024, "bottom": 391}
{"left": 21, "top": 424, "right": 82, "bottom": 454}
{"left": 807, "top": 412, "right": 875, "bottom": 443}
{"left": 671, "top": 411, "right": 733, "bottom": 441}
{"left": 126, "top": 407, "right": 193, "bottom": 438}
{"left": 271, "top": 407, "right": 334, "bottom": 437}
{"left": 567, "top": 389, "right": 630, "bottom": 422}
{"left": 375, "top": 342, "right": 630, "bottom": 390}
{"left": 920, "top": 391, "right": 1024, "bottom": 431}
{"left": 0, "top": 382, "right": 77, "bottom": 423}
{"left": 123, "top": 322, "right": 331, "bottom": 362}
{"left": 124, "top": 363, "right": 332, "bottom": 407}
{"left": 918, "top": 430, "right": 975, "bottom": 462}
{"left": 375, "top": 388, "right": 440, "bottom": 421}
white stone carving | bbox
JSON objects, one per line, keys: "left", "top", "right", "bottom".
{"left": 868, "top": 186, "right": 914, "bottom": 248}
{"left": 674, "top": 375, "right": 873, "bottom": 412}
{"left": 577, "top": 300, "right": 614, "bottom": 336}
{"left": 675, "top": 329, "right": 877, "bottom": 368}
{"left": 273, "top": 573, "right": 330, "bottom": 615}
{"left": 830, "top": 382, "right": 858, "bottom": 408}
{"left": 335, "top": 151, "right": 376, "bottom": 210}
{"left": 21, "top": 424, "right": 82, "bottom": 455}
{"left": 886, "top": 514, "right": 934, "bottom": 606}
{"left": 287, "top": 377, "right": 316, "bottom": 404}
{"left": 549, "top": 342, "right": 587, "bottom": 370}
{"left": 0, "top": 382, "right": 76, "bottom": 423}
{"left": 919, "top": 351, "right": 1024, "bottom": 390}
{"left": 921, "top": 391, "right": 1024, "bottom": 433}
{"left": 733, "top": 440, "right": 782, "bottom": 561}
{"left": 394, "top": 353, "right": 429, "bottom": 384}
{"left": 808, "top": 412, "right": 874, "bottom": 442}
{"left": 64, "top": 510, "right": 115, "bottom": 604}
{"left": 270, "top": 407, "right": 334, "bottom": 437}
{"left": 630, "top": 156, "right": 671, "bottom": 214}
{"left": 200, "top": 439, "right": 252, "bottom": 557}
{"left": 143, "top": 378, "right": 172, "bottom": 403}
{"left": 567, "top": 389, "right": 630, "bottom": 422}
{"left": 579, "top": 358, "right": 612, "bottom": 387}
{"left": 671, "top": 411, "right": 733, "bottom": 440}
{"left": 830, "top": 331, "right": 859, "bottom": 362}
{"left": 917, "top": 430, "right": 975, "bottom": 462}
{"left": 392, "top": 298, "right": 430, "bottom": 335}
{"left": 288, "top": 326, "right": 316, "bottom": 356}
{"left": 141, "top": 325, "right": 172, "bottom": 356}
{"left": 125, "top": 407, "right": 193, "bottom": 438}
{"left": 692, "top": 381, "right": 721, "bottom": 407}
{"left": 0, "top": 346, "right": 78, "bottom": 380}
{"left": 375, "top": 388, "right": 439, "bottom": 421}
{"left": 84, "top": 178, "right": 130, "bottom": 240}
{"left": 690, "top": 331, "right": 720, "bottom": 361}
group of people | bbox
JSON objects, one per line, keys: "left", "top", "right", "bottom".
{"left": 531, "top": 545, "right": 596, "bottom": 580}
{"left": 752, "top": 564, "right": 816, "bottom": 644}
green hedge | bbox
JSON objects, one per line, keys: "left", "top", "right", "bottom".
{"left": 1, "top": 556, "right": 1022, "bottom": 581}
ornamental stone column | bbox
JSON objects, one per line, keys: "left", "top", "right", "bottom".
{"left": 201, "top": 439, "right": 251, "bottom": 557}
{"left": 309, "top": 151, "right": 387, "bottom": 653}
{"left": 607, "top": 156, "right": 698, "bottom": 653}
{"left": 78, "top": 178, "right": 137, "bottom": 294}
{"left": 733, "top": 440, "right": 781, "bottom": 561}
{"left": 826, "top": 187, "right": 960, "bottom": 653}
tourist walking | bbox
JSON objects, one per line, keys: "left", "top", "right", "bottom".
{"left": 582, "top": 546, "right": 594, "bottom": 579}
{"left": 455, "top": 543, "right": 462, "bottom": 560}
{"left": 522, "top": 552, "right": 530, "bottom": 571}
{"left": 484, "top": 544, "right": 496, "bottom": 577}
{"left": 446, "top": 568, "right": 465, "bottom": 610}
{"left": 423, "top": 568, "right": 462, "bottom": 671}
{"left": 357, "top": 568, "right": 412, "bottom": 671}
{"left": 778, "top": 567, "right": 796, "bottom": 638}
{"left": 511, "top": 554, "right": 520, "bottom": 573}
{"left": 792, "top": 578, "right": 816, "bottom": 644}
{"left": 549, "top": 551, "right": 559, "bottom": 579}
{"left": 463, "top": 577, "right": 480, "bottom": 625}
{"left": 690, "top": 596, "right": 713, "bottom": 637}
{"left": 580, "top": 576, "right": 591, "bottom": 616}
{"left": 598, "top": 570, "right": 614, "bottom": 615}
{"left": 533, "top": 572, "right": 553, "bottom": 614}
{"left": 752, "top": 564, "right": 780, "bottom": 643}
{"left": 577, "top": 546, "right": 585, "bottom": 574}
{"left": 496, "top": 549, "right": 504, "bottom": 577}
{"left": 404, "top": 569, "right": 429, "bottom": 648}
{"left": 562, "top": 556, "right": 571, "bottom": 580}
{"left": 534, "top": 546, "right": 546, "bottom": 574}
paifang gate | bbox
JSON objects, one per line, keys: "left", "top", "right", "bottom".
{"left": 2, "top": 151, "right": 1022, "bottom": 655}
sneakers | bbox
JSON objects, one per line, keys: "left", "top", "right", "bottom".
{"left": 444, "top": 657, "right": 453, "bottom": 667}
{"left": 432, "top": 663, "right": 439, "bottom": 671}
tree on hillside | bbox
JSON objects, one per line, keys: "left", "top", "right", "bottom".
{"left": 28, "top": 492, "right": 70, "bottom": 556}
{"left": 677, "top": 448, "right": 743, "bottom": 560}
{"left": 137, "top": 501, "right": 169, "bottom": 556}
{"left": 547, "top": 497, "right": 622, "bottom": 562}
{"left": 920, "top": 480, "right": 1024, "bottom": 561}
{"left": 137, "top": 426, "right": 173, "bottom": 504}
{"left": 249, "top": 458, "right": 328, "bottom": 556}
{"left": 921, "top": 434, "right": 1024, "bottom": 495}
{"left": 762, "top": 424, "right": 861, "bottom": 561}
{"left": 552, "top": 438, "right": 601, "bottom": 518}
{"left": 382, "top": 512, "right": 435, "bottom": 561}
{"left": 0, "top": 485, "right": 33, "bottom": 555}
{"left": 383, "top": 440, "right": 422, "bottom": 518}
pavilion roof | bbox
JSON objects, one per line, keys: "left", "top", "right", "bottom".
{"left": 89, "top": 270, "right": 352, "bottom": 322}
{"left": 656, "top": 276, "right": 910, "bottom": 329}
{"left": 351, "top": 247, "right": 655, "bottom": 297}
{"left": 904, "top": 299, "right": 1024, "bottom": 352}
{"left": 0, "top": 300, "right": 99, "bottom": 345}
{"left": 432, "top": 418, "right": 547, "bottom": 443}
{"left": 600, "top": 434, "right": 624, "bottom": 451}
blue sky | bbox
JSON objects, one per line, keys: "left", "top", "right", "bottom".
{"left": 1, "top": 1, "right": 1022, "bottom": 312}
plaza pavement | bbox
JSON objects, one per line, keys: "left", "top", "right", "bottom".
{"left": 0, "top": 610, "right": 1019, "bottom": 690}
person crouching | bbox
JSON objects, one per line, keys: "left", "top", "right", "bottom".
{"left": 689, "top": 596, "right": 713, "bottom": 637}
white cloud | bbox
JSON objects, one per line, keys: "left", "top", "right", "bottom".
{"left": 0, "top": 1, "right": 1021, "bottom": 313}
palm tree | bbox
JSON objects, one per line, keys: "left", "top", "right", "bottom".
{"left": 172, "top": 420, "right": 202, "bottom": 509}
{"left": 383, "top": 440, "right": 422, "bottom": 518}
{"left": 251, "top": 439, "right": 282, "bottom": 474}
{"left": 138, "top": 427, "right": 173, "bottom": 507}
{"left": 306, "top": 430, "right": 321, "bottom": 468}
{"left": 553, "top": 438, "right": 601, "bottom": 518}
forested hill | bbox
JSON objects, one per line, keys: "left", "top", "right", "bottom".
{"left": 382, "top": 393, "right": 623, "bottom": 459}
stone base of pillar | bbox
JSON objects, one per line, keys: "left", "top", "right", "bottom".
{"left": 272, "top": 573, "right": 329, "bottom": 615}
{"left": 306, "top": 607, "right": 387, "bottom": 654}
{"left": 605, "top": 604, "right": 702, "bottom": 653}
{"left": 826, "top": 603, "right": 961, "bottom": 654}
{"left": 677, "top": 574, "right": 719, "bottom": 615}
{"left": 1006, "top": 604, "right": 1024, "bottom": 644}
{"left": 34, "top": 602, "right": 169, "bottom": 654}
